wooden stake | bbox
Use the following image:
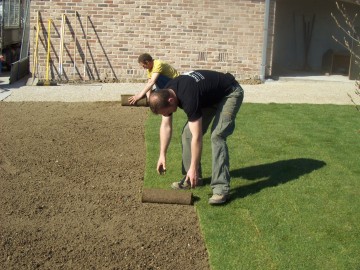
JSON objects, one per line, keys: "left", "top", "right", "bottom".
{"left": 59, "top": 14, "right": 65, "bottom": 77}
{"left": 32, "top": 11, "right": 40, "bottom": 78}
{"left": 73, "top": 11, "right": 77, "bottom": 80}
{"left": 84, "top": 15, "right": 88, "bottom": 80}
{"left": 45, "top": 19, "right": 52, "bottom": 82}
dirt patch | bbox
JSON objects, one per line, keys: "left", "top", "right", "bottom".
{"left": 0, "top": 102, "right": 209, "bottom": 270}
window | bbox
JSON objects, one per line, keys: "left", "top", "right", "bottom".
{"left": 3, "top": 0, "right": 21, "bottom": 28}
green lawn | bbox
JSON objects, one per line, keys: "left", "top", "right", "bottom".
{"left": 144, "top": 103, "right": 360, "bottom": 270}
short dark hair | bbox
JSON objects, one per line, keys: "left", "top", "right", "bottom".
{"left": 149, "top": 89, "right": 172, "bottom": 114}
{"left": 138, "top": 53, "right": 153, "bottom": 63}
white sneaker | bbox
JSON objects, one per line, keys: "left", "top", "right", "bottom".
{"left": 208, "top": 194, "right": 229, "bottom": 205}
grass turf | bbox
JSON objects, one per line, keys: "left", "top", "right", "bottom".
{"left": 144, "top": 103, "right": 360, "bottom": 270}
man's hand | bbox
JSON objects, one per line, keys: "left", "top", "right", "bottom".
{"left": 157, "top": 115, "right": 172, "bottom": 175}
{"left": 186, "top": 118, "right": 202, "bottom": 188}
{"left": 186, "top": 166, "right": 199, "bottom": 188}
{"left": 128, "top": 94, "right": 142, "bottom": 105}
{"left": 156, "top": 157, "right": 166, "bottom": 175}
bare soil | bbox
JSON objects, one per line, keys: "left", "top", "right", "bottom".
{"left": 0, "top": 102, "right": 209, "bottom": 270}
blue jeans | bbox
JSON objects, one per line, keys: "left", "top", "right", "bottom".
{"left": 181, "top": 82, "right": 244, "bottom": 195}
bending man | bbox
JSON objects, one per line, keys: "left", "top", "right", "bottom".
{"left": 128, "top": 53, "right": 179, "bottom": 105}
{"left": 149, "top": 70, "right": 244, "bottom": 205}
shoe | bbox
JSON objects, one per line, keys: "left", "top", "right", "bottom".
{"left": 171, "top": 177, "right": 203, "bottom": 190}
{"left": 208, "top": 194, "right": 229, "bottom": 205}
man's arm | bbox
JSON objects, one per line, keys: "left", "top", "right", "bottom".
{"left": 186, "top": 117, "right": 202, "bottom": 187}
{"left": 157, "top": 114, "right": 173, "bottom": 174}
{"left": 128, "top": 73, "right": 160, "bottom": 104}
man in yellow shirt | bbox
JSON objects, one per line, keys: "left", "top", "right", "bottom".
{"left": 128, "top": 53, "right": 179, "bottom": 105}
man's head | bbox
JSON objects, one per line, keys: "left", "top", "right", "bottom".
{"left": 138, "top": 53, "right": 154, "bottom": 70}
{"left": 149, "top": 89, "right": 178, "bottom": 116}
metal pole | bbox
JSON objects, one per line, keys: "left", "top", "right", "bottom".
{"left": 260, "top": 0, "right": 271, "bottom": 82}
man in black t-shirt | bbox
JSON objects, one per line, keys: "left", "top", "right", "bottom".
{"left": 149, "top": 70, "right": 244, "bottom": 205}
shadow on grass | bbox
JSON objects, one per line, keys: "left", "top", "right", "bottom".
{"left": 230, "top": 158, "right": 326, "bottom": 199}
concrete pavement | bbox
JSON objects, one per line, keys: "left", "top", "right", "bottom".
{"left": 1, "top": 73, "right": 359, "bottom": 105}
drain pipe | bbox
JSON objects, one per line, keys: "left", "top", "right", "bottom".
{"left": 260, "top": 0, "right": 271, "bottom": 82}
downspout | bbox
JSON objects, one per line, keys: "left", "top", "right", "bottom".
{"left": 260, "top": 0, "right": 271, "bottom": 82}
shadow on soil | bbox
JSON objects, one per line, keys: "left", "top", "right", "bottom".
{"left": 229, "top": 158, "right": 326, "bottom": 199}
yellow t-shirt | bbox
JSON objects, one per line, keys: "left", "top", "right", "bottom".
{"left": 147, "top": 59, "right": 179, "bottom": 79}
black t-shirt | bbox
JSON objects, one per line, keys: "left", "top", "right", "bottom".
{"left": 164, "top": 70, "right": 236, "bottom": 121}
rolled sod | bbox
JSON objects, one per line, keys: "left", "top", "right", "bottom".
{"left": 121, "top": 94, "right": 148, "bottom": 106}
{"left": 142, "top": 188, "right": 193, "bottom": 205}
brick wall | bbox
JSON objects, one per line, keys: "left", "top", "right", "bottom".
{"left": 30, "top": 0, "right": 267, "bottom": 82}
